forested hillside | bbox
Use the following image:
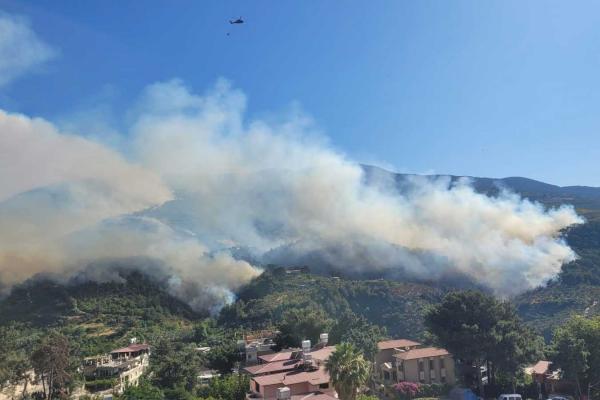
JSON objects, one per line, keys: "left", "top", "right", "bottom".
{"left": 0, "top": 271, "right": 203, "bottom": 357}
{"left": 219, "top": 267, "right": 447, "bottom": 339}
{"left": 515, "top": 221, "right": 600, "bottom": 339}
{"left": 2, "top": 169, "right": 600, "bottom": 355}
{"left": 360, "top": 166, "right": 600, "bottom": 340}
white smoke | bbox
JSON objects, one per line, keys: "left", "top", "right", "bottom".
{"left": 0, "top": 78, "right": 584, "bottom": 309}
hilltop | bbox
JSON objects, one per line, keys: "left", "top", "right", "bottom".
{"left": 362, "top": 165, "right": 600, "bottom": 220}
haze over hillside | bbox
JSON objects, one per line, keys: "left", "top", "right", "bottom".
{"left": 362, "top": 165, "right": 600, "bottom": 220}
{"left": 0, "top": 80, "right": 589, "bottom": 312}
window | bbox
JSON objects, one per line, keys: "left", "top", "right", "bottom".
{"left": 319, "top": 383, "right": 329, "bottom": 389}
{"left": 255, "top": 382, "right": 260, "bottom": 392}
{"left": 384, "top": 371, "right": 390, "bottom": 381}
{"left": 429, "top": 359, "right": 435, "bottom": 370}
{"left": 419, "top": 360, "right": 424, "bottom": 372}
{"left": 439, "top": 358, "right": 445, "bottom": 369}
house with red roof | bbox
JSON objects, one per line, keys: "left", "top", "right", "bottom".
{"left": 82, "top": 339, "right": 151, "bottom": 395}
{"left": 245, "top": 336, "right": 337, "bottom": 400}
{"left": 525, "top": 360, "right": 568, "bottom": 396}
{"left": 375, "top": 338, "right": 456, "bottom": 387}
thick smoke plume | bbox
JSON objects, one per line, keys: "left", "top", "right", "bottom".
{"left": 0, "top": 79, "right": 583, "bottom": 310}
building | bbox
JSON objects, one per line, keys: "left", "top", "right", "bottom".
{"left": 239, "top": 330, "right": 279, "bottom": 365}
{"left": 375, "top": 339, "right": 421, "bottom": 373}
{"left": 393, "top": 347, "right": 455, "bottom": 385}
{"left": 375, "top": 339, "right": 456, "bottom": 386}
{"left": 82, "top": 340, "right": 151, "bottom": 394}
{"left": 246, "top": 335, "right": 337, "bottom": 400}
{"left": 250, "top": 367, "right": 334, "bottom": 399}
{"left": 525, "top": 360, "right": 567, "bottom": 396}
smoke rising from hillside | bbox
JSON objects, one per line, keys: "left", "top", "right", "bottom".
{"left": 0, "top": 79, "right": 583, "bottom": 309}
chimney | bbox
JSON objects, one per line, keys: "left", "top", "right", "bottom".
{"left": 319, "top": 333, "right": 329, "bottom": 346}
{"left": 277, "top": 387, "right": 291, "bottom": 400}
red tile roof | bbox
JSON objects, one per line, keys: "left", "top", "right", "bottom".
{"left": 110, "top": 344, "right": 150, "bottom": 354}
{"left": 259, "top": 350, "right": 298, "bottom": 363}
{"left": 377, "top": 339, "right": 421, "bottom": 350}
{"left": 393, "top": 347, "right": 450, "bottom": 360}
{"left": 256, "top": 346, "right": 335, "bottom": 367}
{"left": 252, "top": 367, "right": 330, "bottom": 387}
{"left": 531, "top": 360, "right": 552, "bottom": 375}
{"left": 291, "top": 392, "right": 337, "bottom": 400}
{"left": 308, "top": 346, "right": 335, "bottom": 362}
{"left": 244, "top": 359, "right": 301, "bottom": 375}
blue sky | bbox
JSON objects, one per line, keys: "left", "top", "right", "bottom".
{"left": 1, "top": 0, "right": 600, "bottom": 186}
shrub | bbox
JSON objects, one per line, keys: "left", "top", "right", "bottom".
{"left": 395, "top": 382, "right": 421, "bottom": 400}
{"left": 85, "top": 378, "right": 116, "bottom": 392}
{"left": 417, "top": 383, "right": 451, "bottom": 398}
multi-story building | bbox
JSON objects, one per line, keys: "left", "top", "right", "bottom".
{"left": 393, "top": 347, "right": 455, "bottom": 384}
{"left": 82, "top": 340, "right": 151, "bottom": 394}
{"left": 375, "top": 339, "right": 456, "bottom": 386}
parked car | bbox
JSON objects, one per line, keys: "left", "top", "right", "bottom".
{"left": 548, "top": 395, "right": 573, "bottom": 400}
{"left": 498, "top": 394, "right": 522, "bottom": 400}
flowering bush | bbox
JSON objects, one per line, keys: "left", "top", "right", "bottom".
{"left": 394, "top": 382, "right": 451, "bottom": 399}
{"left": 395, "top": 381, "right": 421, "bottom": 399}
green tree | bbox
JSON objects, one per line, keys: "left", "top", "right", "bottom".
{"left": 199, "top": 373, "right": 249, "bottom": 400}
{"left": 489, "top": 302, "right": 544, "bottom": 386}
{"left": 151, "top": 340, "right": 204, "bottom": 391}
{"left": 325, "top": 343, "right": 371, "bottom": 400}
{"left": 31, "top": 332, "right": 71, "bottom": 400}
{"left": 119, "top": 379, "right": 165, "bottom": 400}
{"left": 550, "top": 316, "right": 600, "bottom": 399}
{"left": 330, "top": 313, "right": 386, "bottom": 361}
{"left": 425, "top": 291, "right": 542, "bottom": 392}
{"left": 275, "top": 308, "right": 332, "bottom": 349}
{"left": 164, "top": 385, "right": 200, "bottom": 400}
{"left": 206, "top": 341, "right": 242, "bottom": 375}
{"left": 0, "top": 324, "right": 34, "bottom": 396}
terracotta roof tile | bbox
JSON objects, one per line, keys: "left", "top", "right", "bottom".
{"left": 252, "top": 367, "right": 330, "bottom": 387}
{"left": 393, "top": 347, "right": 450, "bottom": 360}
{"left": 308, "top": 346, "right": 335, "bottom": 362}
{"left": 291, "top": 392, "right": 337, "bottom": 400}
{"left": 244, "top": 359, "right": 301, "bottom": 375}
{"left": 110, "top": 344, "right": 150, "bottom": 353}
{"left": 377, "top": 339, "right": 421, "bottom": 350}
{"left": 532, "top": 360, "right": 552, "bottom": 375}
{"left": 259, "top": 350, "right": 298, "bottom": 363}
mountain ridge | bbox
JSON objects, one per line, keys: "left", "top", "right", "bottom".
{"left": 361, "top": 164, "right": 600, "bottom": 219}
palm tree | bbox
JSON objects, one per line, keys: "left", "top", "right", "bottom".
{"left": 325, "top": 343, "right": 371, "bottom": 400}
